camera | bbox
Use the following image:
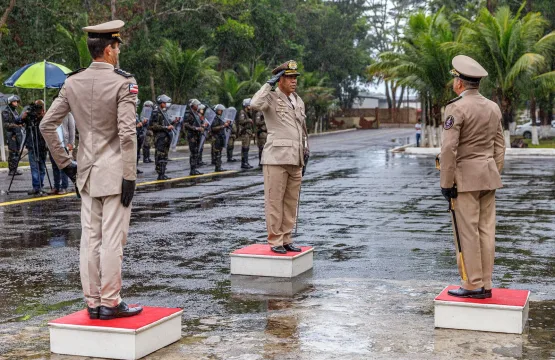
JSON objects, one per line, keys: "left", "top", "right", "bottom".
{"left": 23, "top": 102, "right": 44, "bottom": 127}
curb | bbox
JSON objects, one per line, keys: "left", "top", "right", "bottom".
{"left": 403, "top": 147, "right": 555, "bottom": 158}
{"left": 390, "top": 143, "right": 416, "bottom": 153}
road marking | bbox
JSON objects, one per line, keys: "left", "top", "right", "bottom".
{"left": 0, "top": 170, "right": 238, "bottom": 207}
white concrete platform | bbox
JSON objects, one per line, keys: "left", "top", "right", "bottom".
{"left": 231, "top": 271, "right": 313, "bottom": 297}
{"left": 49, "top": 306, "right": 183, "bottom": 359}
{"left": 230, "top": 244, "right": 314, "bottom": 278}
{"left": 434, "top": 286, "right": 530, "bottom": 334}
{"left": 404, "top": 146, "right": 555, "bottom": 157}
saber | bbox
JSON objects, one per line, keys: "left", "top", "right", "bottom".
{"left": 294, "top": 184, "right": 302, "bottom": 236}
{"left": 449, "top": 196, "right": 468, "bottom": 282}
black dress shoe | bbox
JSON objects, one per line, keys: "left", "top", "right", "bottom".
{"left": 87, "top": 306, "right": 100, "bottom": 319}
{"left": 283, "top": 243, "right": 302, "bottom": 252}
{"left": 485, "top": 289, "right": 492, "bottom": 298}
{"left": 99, "top": 302, "right": 143, "bottom": 320}
{"left": 271, "top": 246, "right": 287, "bottom": 254}
{"left": 447, "top": 287, "right": 487, "bottom": 299}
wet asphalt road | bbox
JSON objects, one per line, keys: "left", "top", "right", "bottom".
{"left": 0, "top": 128, "right": 554, "bottom": 360}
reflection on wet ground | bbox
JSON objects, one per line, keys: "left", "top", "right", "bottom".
{"left": 0, "top": 128, "right": 554, "bottom": 359}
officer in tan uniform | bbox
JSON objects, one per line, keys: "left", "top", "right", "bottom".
{"left": 440, "top": 55, "right": 505, "bottom": 299}
{"left": 40, "top": 20, "right": 143, "bottom": 320}
{"left": 251, "top": 60, "right": 309, "bottom": 254}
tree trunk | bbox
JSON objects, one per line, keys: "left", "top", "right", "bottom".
{"left": 384, "top": 80, "right": 392, "bottom": 109}
{"left": 501, "top": 96, "right": 512, "bottom": 148}
{"left": 149, "top": 71, "right": 156, "bottom": 101}
{"left": 487, "top": 0, "right": 496, "bottom": 13}
{"left": 530, "top": 95, "right": 539, "bottom": 144}
{"left": 111, "top": 0, "right": 117, "bottom": 20}
{"left": 0, "top": 0, "right": 16, "bottom": 41}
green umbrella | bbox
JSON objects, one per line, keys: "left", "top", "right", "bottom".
{"left": 4, "top": 60, "right": 72, "bottom": 107}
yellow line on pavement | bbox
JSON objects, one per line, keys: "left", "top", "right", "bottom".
{"left": 0, "top": 170, "right": 238, "bottom": 207}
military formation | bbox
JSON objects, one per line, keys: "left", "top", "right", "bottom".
{"left": 135, "top": 94, "right": 267, "bottom": 180}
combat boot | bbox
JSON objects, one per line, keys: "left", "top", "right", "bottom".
{"left": 227, "top": 148, "right": 237, "bottom": 162}
{"left": 190, "top": 168, "right": 203, "bottom": 176}
{"left": 197, "top": 149, "right": 207, "bottom": 166}
{"left": 157, "top": 163, "right": 170, "bottom": 180}
{"left": 241, "top": 147, "right": 253, "bottom": 169}
{"left": 258, "top": 150, "right": 263, "bottom": 168}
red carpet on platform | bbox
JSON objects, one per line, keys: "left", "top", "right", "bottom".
{"left": 232, "top": 244, "right": 313, "bottom": 257}
{"left": 435, "top": 286, "right": 529, "bottom": 307}
{"left": 49, "top": 306, "right": 182, "bottom": 330}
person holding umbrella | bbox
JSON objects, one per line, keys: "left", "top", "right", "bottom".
{"left": 40, "top": 20, "right": 142, "bottom": 320}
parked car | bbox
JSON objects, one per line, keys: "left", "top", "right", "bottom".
{"left": 515, "top": 120, "right": 542, "bottom": 139}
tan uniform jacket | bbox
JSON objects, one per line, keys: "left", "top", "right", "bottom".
{"left": 40, "top": 62, "right": 137, "bottom": 197}
{"left": 250, "top": 83, "right": 308, "bottom": 166}
{"left": 440, "top": 89, "right": 505, "bottom": 192}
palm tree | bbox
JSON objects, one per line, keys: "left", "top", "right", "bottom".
{"left": 155, "top": 40, "right": 221, "bottom": 104}
{"left": 368, "top": 9, "right": 455, "bottom": 146}
{"left": 450, "top": 3, "right": 555, "bottom": 145}
{"left": 298, "top": 71, "right": 338, "bottom": 133}
{"left": 237, "top": 62, "right": 271, "bottom": 94}
{"left": 219, "top": 70, "right": 249, "bottom": 108}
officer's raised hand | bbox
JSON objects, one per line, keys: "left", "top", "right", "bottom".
{"left": 267, "top": 70, "right": 285, "bottom": 86}
{"left": 121, "top": 179, "right": 136, "bottom": 207}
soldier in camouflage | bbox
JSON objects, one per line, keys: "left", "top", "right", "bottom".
{"left": 182, "top": 99, "right": 205, "bottom": 176}
{"left": 226, "top": 120, "right": 237, "bottom": 162}
{"left": 254, "top": 110, "right": 267, "bottom": 167}
{"left": 2, "top": 95, "right": 24, "bottom": 176}
{"left": 142, "top": 100, "right": 154, "bottom": 163}
{"left": 210, "top": 104, "right": 230, "bottom": 172}
{"left": 149, "top": 94, "right": 173, "bottom": 180}
{"left": 238, "top": 98, "right": 254, "bottom": 169}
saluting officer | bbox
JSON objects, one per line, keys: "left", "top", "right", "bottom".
{"left": 40, "top": 20, "right": 142, "bottom": 319}
{"left": 251, "top": 60, "right": 309, "bottom": 254}
{"left": 440, "top": 55, "right": 505, "bottom": 299}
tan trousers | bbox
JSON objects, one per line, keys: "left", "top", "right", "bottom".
{"left": 80, "top": 186, "right": 131, "bottom": 308}
{"left": 453, "top": 190, "right": 496, "bottom": 290}
{"left": 263, "top": 165, "right": 302, "bottom": 246}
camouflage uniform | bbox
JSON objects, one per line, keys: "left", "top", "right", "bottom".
{"left": 2, "top": 104, "right": 23, "bottom": 175}
{"left": 254, "top": 110, "right": 267, "bottom": 166}
{"left": 226, "top": 121, "right": 237, "bottom": 162}
{"left": 149, "top": 105, "right": 172, "bottom": 179}
{"left": 238, "top": 108, "right": 253, "bottom": 169}
{"left": 211, "top": 114, "right": 228, "bottom": 172}
{"left": 182, "top": 109, "right": 204, "bottom": 175}
{"left": 143, "top": 129, "right": 153, "bottom": 162}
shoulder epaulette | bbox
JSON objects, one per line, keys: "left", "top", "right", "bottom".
{"left": 446, "top": 96, "right": 462, "bottom": 105}
{"left": 67, "top": 68, "right": 86, "bottom": 78}
{"left": 114, "top": 68, "right": 134, "bottom": 78}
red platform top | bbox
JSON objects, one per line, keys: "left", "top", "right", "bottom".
{"left": 49, "top": 306, "right": 182, "bottom": 330}
{"left": 435, "top": 286, "right": 529, "bottom": 307}
{"left": 232, "top": 244, "right": 313, "bottom": 257}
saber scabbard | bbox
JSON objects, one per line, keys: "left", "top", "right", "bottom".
{"left": 449, "top": 198, "right": 467, "bottom": 282}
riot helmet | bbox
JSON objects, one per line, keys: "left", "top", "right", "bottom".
{"left": 8, "top": 95, "right": 20, "bottom": 107}
{"left": 214, "top": 104, "right": 225, "bottom": 116}
{"left": 156, "top": 94, "right": 171, "bottom": 105}
{"left": 143, "top": 100, "right": 154, "bottom": 108}
{"left": 242, "top": 98, "right": 251, "bottom": 108}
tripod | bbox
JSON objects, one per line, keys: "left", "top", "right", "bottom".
{"left": 6, "top": 121, "right": 52, "bottom": 195}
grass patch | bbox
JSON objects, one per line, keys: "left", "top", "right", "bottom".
{"left": 0, "top": 161, "right": 29, "bottom": 168}
{"left": 520, "top": 137, "right": 555, "bottom": 148}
